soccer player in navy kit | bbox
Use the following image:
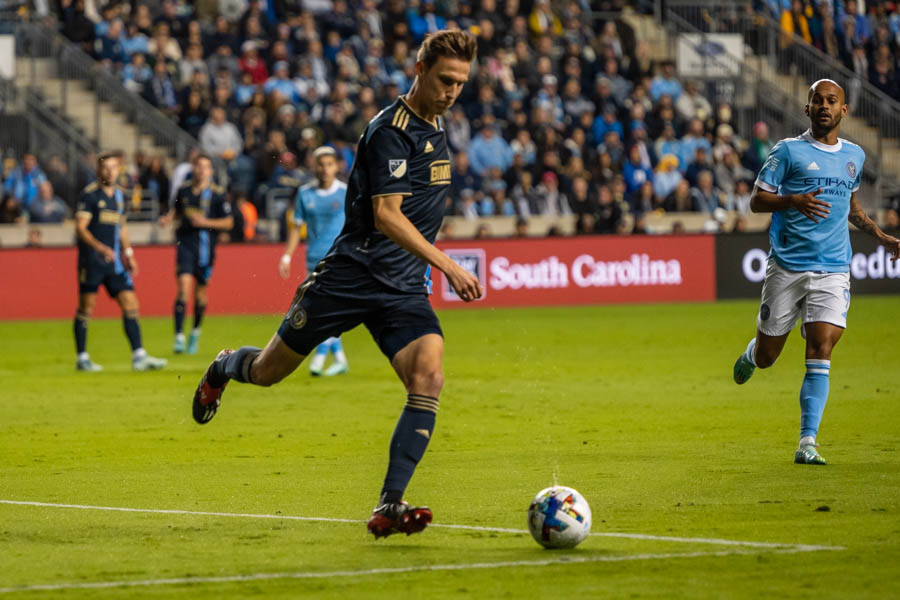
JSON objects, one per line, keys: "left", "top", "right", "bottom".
{"left": 160, "top": 153, "right": 233, "bottom": 355}
{"left": 192, "top": 30, "right": 482, "bottom": 538}
{"left": 732, "top": 80, "right": 900, "bottom": 464}
{"left": 74, "top": 151, "right": 167, "bottom": 372}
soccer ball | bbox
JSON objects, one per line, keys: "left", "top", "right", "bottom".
{"left": 527, "top": 486, "right": 592, "bottom": 549}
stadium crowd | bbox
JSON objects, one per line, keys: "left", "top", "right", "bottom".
{"left": 762, "top": 0, "right": 900, "bottom": 99}
{"left": 2, "top": 0, "right": 898, "bottom": 239}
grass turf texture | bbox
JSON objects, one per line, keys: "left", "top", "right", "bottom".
{"left": 1, "top": 297, "right": 899, "bottom": 598}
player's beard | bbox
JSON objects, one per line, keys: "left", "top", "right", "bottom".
{"left": 812, "top": 111, "right": 842, "bottom": 135}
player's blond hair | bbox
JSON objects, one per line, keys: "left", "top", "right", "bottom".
{"left": 416, "top": 30, "right": 477, "bottom": 70}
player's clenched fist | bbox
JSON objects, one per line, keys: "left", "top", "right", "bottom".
{"left": 790, "top": 188, "right": 831, "bottom": 223}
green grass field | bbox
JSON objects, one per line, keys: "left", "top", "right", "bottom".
{"left": 2, "top": 297, "right": 899, "bottom": 598}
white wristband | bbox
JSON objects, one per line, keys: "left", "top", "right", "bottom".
{"left": 280, "top": 254, "right": 291, "bottom": 265}
{"left": 124, "top": 247, "right": 134, "bottom": 257}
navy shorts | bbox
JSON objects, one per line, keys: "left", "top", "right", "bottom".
{"left": 79, "top": 262, "right": 134, "bottom": 297}
{"left": 276, "top": 257, "right": 443, "bottom": 360}
{"left": 176, "top": 244, "right": 214, "bottom": 285}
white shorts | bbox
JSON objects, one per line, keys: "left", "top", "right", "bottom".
{"left": 756, "top": 259, "right": 851, "bottom": 337}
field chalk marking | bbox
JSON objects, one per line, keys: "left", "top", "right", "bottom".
{"left": 0, "top": 499, "right": 841, "bottom": 552}
{"left": 0, "top": 547, "right": 841, "bottom": 594}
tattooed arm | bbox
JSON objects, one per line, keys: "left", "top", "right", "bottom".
{"left": 848, "top": 193, "right": 900, "bottom": 261}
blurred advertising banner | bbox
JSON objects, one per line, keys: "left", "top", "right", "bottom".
{"left": 715, "top": 232, "right": 900, "bottom": 299}
{"left": 676, "top": 34, "right": 742, "bottom": 79}
{"left": 431, "top": 236, "right": 716, "bottom": 309}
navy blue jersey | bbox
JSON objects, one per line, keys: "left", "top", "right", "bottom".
{"left": 329, "top": 96, "right": 452, "bottom": 294}
{"left": 76, "top": 182, "right": 126, "bottom": 273}
{"left": 174, "top": 183, "right": 230, "bottom": 266}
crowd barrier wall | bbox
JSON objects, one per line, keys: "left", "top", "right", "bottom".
{"left": 3, "top": 233, "right": 896, "bottom": 321}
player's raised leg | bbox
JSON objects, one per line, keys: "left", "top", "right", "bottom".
{"left": 173, "top": 273, "right": 193, "bottom": 353}
{"left": 188, "top": 281, "right": 208, "bottom": 355}
{"left": 733, "top": 330, "right": 790, "bottom": 384}
{"left": 368, "top": 333, "right": 442, "bottom": 539}
{"left": 117, "top": 290, "right": 166, "bottom": 371}
{"left": 794, "top": 322, "right": 844, "bottom": 465}
{"left": 323, "top": 336, "right": 349, "bottom": 376}
{"left": 74, "top": 292, "right": 101, "bottom": 371}
{"left": 193, "top": 332, "right": 305, "bottom": 424}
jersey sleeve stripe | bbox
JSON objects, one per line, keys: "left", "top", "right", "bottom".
{"left": 755, "top": 180, "right": 777, "bottom": 193}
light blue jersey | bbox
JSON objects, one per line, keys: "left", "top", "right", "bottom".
{"left": 756, "top": 130, "right": 865, "bottom": 273}
{"left": 294, "top": 180, "right": 347, "bottom": 271}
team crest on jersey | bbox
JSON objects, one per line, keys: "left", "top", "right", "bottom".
{"left": 389, "top": 159, "right": 407, "bottom": 178}
{"left": 760, "top": 303, "right": 770, "bottom": 321}
{"left": 289, "top": 305, "right": 307, "bottom": 329}
{"left": 846, "top": 162, "right": 857, "bottom": 178}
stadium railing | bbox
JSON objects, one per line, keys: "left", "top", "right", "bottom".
{"left": 14, "top": 22, "right": 200, "bottom": 163}
{"left": 0, "top": 75, "right": 99, "bottom": 198}
{"left": 660, "top": 5, "right": 885, "bottom": 208}
{"left": 665, "top": 0, "right": 900, "bottom": 143}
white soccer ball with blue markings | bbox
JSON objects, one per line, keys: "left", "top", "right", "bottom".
{"left": 527, "top": 486, "right": 592, "bottom": 549}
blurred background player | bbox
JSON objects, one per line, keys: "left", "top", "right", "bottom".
{"left": 74, "top": 151, "right": 167, "bottom": 372}
{"left": 732, "top": 80, "right": 900, "bottom": 465}
{"left": 160, "top": 153, "right": 233, "bottom": 354}
{"left": 192, "top": 30, "right": 483, "bottom": 539}
{"left": 279, "top": 146, "right": 349, "bottom": 377}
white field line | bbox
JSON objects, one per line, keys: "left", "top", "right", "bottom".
{"left": 0, "top": 499, "right": 842, "bottom": 552}
{"left": 0, "top": 547, "right": 841, "bottom": 594}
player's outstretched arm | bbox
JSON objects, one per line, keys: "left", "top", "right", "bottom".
{"left": 372, "top": 194, "right": 483, "bottom": 302}
{"left": 848, "top": 194, "right": 900, "bottom": 261}
{"left": 750, "top": 185, "right": 831, "bottom": 223}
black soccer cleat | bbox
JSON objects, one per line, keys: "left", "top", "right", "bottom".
{"left": 192, "top": 349, "right": 233, "bottom": 424}
{"left": 367, "top": 501, "right": 433, "bottom": 539}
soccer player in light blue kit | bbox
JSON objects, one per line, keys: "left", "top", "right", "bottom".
{"left": 732, "top": 80, "right": 900, "bottom": 464}
{"left": 279, "top": 146, "right": 349, "bottom": 376}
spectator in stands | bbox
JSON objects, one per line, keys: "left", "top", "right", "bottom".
{"left": 679, "top": 119, "right": 712, "bottom": 175}
{"left": 510, "top": 170, "right": 538, "bottom": 218}
{"left": 1, "top": 194, "right": 23, "bottom": 224}
{"left": 594, "top": 184, "right": 624, "bottom": 234}
{"left": 691, "top": 170, "right": 723, "bottom": 214}
{"left": 715, "top": 148, "right": 755, "bottom": 208}
{"left": 408, "top": 0, "right": 446, "bottom": 44}
{"left": 623, "top": 144, "right": 653, "bottom": 198}
{"left": 98, "top": 19, "right": 127, "bottom": 66}
{"left": 728, "top": 179, "right": 753, "bottom": 214}
{"left": 28, "top": 182, "right": 67, "bottom": 223}
{"left": 675, "top": 80, "right": 712, "bottom": 123}
{"left": 459, "top": 189, "right": 479, "bottom": 219}
{"left": 122, "top": 52, "right": 153, "bottom": 94}
{"left": 238, "top": 41, "right": 268, "bottom": 84}
{"left": 139, "top": 155, "right": 171, "bottom": 212}
{"left": 653, "top": 154, "right": 682, "bottom": 204}
{"left": 570, "top": 176, "right": 596, "bottom": 233}
{"left": 685, "top": 146, "right": 713, "bottom": 188}
{"left": 264, "top": 61, "right": 299, "bottom": 103}
{"left": 4, "top": 154, "right": 47, "bottom": 209}
{"left": 664, "top": 179, "right": 693, "bottom": 213}
{"left": 650, "top": 60, "right": 682, "bottom": 103}
{"left": 742, "top": 121, "right": 773, "bottom": 175}
{"left": 145, "top": 59, "right": 178, "bottom": 115}
{"left": 533, "top": 171, "right": 570, "bottom": 216}
{"left": 529, "top": 0, "right": 562, "bottom": 39}
{"left": 632, "top": 180, "right": 658, "bottom": 215}
{"left": 468, "top": 120, "right": 514, "bottom": 176}
{"left": 148, "top": 22, "right": 181, "bottom": 62}
{"left": 781, "top": 0, "right": 813, "bottom": 47}
{"left": 514, "top": 216, "right": 529, "bottom": 237}
{"left": 199, "top": 106, "right": 243, "bottom": 162}
{"left": 179, "top": 90, "right": 207, "bottom": 138}
{"left": 592, "top": 105, "right": 625, "bottom": 147}
{"left": 654, "top": 122, "right": 682, "bottom": 162}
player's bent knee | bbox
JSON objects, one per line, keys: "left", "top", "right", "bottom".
{"left": 408, "top": 367, "right": 444, "bottom": 396}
